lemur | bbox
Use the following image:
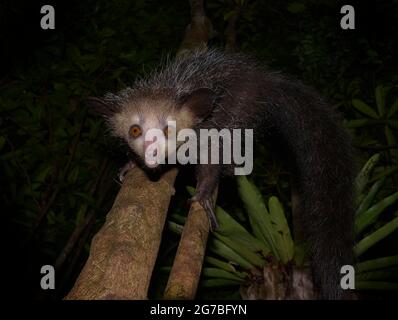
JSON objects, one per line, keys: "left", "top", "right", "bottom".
{"left": 88, "top": 49, "right": 356, "bottom": 299}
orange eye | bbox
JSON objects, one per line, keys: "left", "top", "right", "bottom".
{"left": 129, "top": 125, "right": 142, "bottom": 138}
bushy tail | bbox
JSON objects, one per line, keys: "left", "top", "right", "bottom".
{"left": 262, "top": 75, "right": 356, "bottom": 299}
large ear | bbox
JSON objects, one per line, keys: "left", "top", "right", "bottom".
{"left": 180, "top": 88, "right": 216, "bottom": 121}
{"left": 85, "top": 97, "right": 120, "bottom": 117}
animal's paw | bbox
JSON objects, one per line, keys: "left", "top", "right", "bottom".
{"left": 118, "top": 161, "right": 135, "bottom": 182}
{"left": 190, "top": 193, "right": 219, "bottom": 231}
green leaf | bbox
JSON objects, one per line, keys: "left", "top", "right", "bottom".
{"left": 355, "top": 281, "right": 398, "bottom": 290}
{"left": 355, "top": 154, "right": 380, "bottom": 196}
{"left": 75, "top": 206, "right": 86, "bottom": 226}
{"left": 35, "top": 165, "right": 52, "bottom": 183}
{"left": 99, "top": 27, "right": 115, "bottom": 38}
{"left": 375, "top": 85, "right": 385, "bottom": 118}
{"left": 357, "top": 255, "right": 398, "bottom": 273}
{"left": 213, "top": 233, "right": 266, "bottom": 268}
{"left": 223, "top": 11, "right": 235, "bottom": 21}
{"left": 170, "top": 213, "right": 186, "bottom": 225}
{"left": 370, "top": 165, "right": 398, "bottom": 183}
{"left": 355, "top": 217, "right": 398, "bottom": 256}
{"left": 202, "top": 268, "right": 245, "bottom": 281}
{"left": 209, "top": 238, "right": 256, "bottom": 270}
{"left": 68, "top": 166, "right": 80, "bottom": 184}
{"left": 384, "top": 126, "right": 398, "bottom": 158}
{"left": 186, "top": 186, "right": 195, "bottom": 195}
{"left": 268, "top": 196, "right": 294, "bottom": 263}
{"left": 352, "top": 99, "right": 379, "bottom": 119}
{"left": 119, "top": 52, "right": 137, "bottom": 64}
{"left": 355, "top": 192, "right": 398, "bottom": 234}
{"left": 205, "top": 256, "right": 247, "bottom": 278}
{"left": 356, "top": 177, "right": 385, "bottom": 216}
{"left": 159, "top": 266, "right": 171, "bottom": 273}
{"left": 187, "top": 186, "right": 271, "bottom": 256}
{"left": 387, "top": 98, "right": 398, "bottom": 118}
{"left": 384, "top": 125, "right": 397, "bottom": 145}
{"left": 237, "top": 176, "right": 281, "bottom": 260}
{"left": 167, "top": 221, "right": 184, "bottom": 235}
{"left": 356, "top": 269, "right": 398, "bottom": 281}
{"left": 345, "top": 119, "right": 371, "bottom": 128}
{"left": 215, "top": 206, "right": 270, "bottom": 256}
{"left": 200, "top": 279, "right": 242, "bottom": 287}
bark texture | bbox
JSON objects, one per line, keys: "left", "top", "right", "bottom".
{"left": 65, "top": 167, "right": 178, "bottom": 300}
{"left": 163, "top": 198, "right": 214, "bottom": 299}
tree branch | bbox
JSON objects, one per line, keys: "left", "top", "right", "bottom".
{"left": 65, "top": 167, "right": 178, "bottom": 300}
{"left": 178, "top": 0, "right": 215, "bottom": 55}
{"left": 164, "top": 190, "right": 217, "bottom": 299}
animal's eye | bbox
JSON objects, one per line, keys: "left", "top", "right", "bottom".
{"left": 164, "top": 125, "right": 171, "bottom": 138}
{"left": 129, "top": 125, "right": 142, "bottom": 138}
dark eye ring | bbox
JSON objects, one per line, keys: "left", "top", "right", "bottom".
{"left": 129, "top": 125, "right": 142, "bottom": 138}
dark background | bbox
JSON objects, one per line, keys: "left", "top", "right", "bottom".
{"left": 1, "top": 0, "right": 397, "bottom": 300}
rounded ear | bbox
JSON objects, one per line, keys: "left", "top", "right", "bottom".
{"left": 85, "top": 97, "right": 120, "bottom": 117}
{"left": 180, "top": 88, "right": 216, "bottom": 121}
